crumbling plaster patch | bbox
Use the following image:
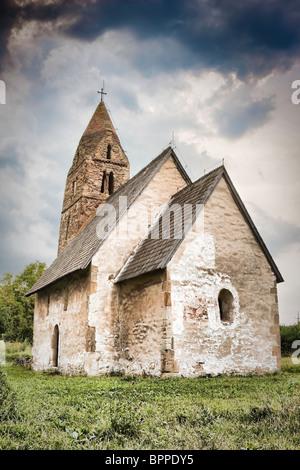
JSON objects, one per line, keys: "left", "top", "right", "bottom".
{"left": 168, "top": 178, "right": 279, "bottom": 376}
{"left": 170, "top": 232, "right": 241, "bottom": 332}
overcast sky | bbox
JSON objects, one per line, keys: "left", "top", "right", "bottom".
{"left": 0, "top": 0, "right": 299, "bottom": 324}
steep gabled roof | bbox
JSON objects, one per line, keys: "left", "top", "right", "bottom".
{"left": 26, "top": 147, "right": 191, "bottom": 296}
{"left": 83, "top": 100, "right": 117, "bottom": 136}
{"left": 115, "top": 165, "right": 284, "bottom": 284}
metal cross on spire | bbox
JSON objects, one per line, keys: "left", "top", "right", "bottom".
{"left": 97, "top": 81, "right": 107, "bottom": 102}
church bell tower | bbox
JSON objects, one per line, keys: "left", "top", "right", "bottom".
{"left": 58, "top": 98, "right": 130, "bottom": 254}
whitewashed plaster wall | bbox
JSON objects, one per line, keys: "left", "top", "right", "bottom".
{"left": 168, "top": 177, "right": 280, "bottom": 376}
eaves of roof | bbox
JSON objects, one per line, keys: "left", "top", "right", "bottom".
{"left": 25, "top": 146, "right": 191, "bottom": 296}
{"left": 115, "top": 165, "right": 284, "bottom": 284}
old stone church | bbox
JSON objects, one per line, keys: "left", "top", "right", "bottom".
{"left": 26, "top": 98, "right": 283, "bottom": 377}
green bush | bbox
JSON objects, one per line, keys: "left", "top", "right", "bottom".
{"left": 5, "top": 341, "right": 32, "bottom": 364}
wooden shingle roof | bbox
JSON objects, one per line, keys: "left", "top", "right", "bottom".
{"left": 115, "top": 165, "right": 284, "bottom": 284}
{"left": 26, "top": 146, "right": 191, "bottom": 296}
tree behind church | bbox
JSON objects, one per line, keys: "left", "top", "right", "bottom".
{"left": 0, "top": 261, "right": 46, "bottom": 343}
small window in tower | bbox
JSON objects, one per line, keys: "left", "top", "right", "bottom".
{"left": 101, "top": 171, "right": 107, "bottom": 193}
{"left": 108, "top": 172, "right": 114, "bottom": 195}
{"left": 65, "top": 215, "right": 70, "bottom": 240}
{"left": 72, "top": 179, "right": 77, "bottom": 196}
{"left": 106, "top": 144, "right": 111, "bottom": 160}
{"left": 218, "top": 288, "right": 234, "bottom": 323}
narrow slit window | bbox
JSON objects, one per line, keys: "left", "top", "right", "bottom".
{"left": 63, "top": 287, "right": 69, "bottom": 311}
{"left": 72, "top": 179, "right": 77, "bottom": 196}
{"left": 108, "top": 172, "right": 114, "bottom": 195}
{"left": 65, "top": 215, "right": 70, "bottom": 240}
{"left": 106, "top": 144, "right": 111, "bottom": 160}
{"left": 47, "top": 294, "right": 50, "bottom": 315}
{"left": 101, "top": 171, "right": 107, "bottom": 193}
{"left": 52, "top": 325, "right": 59, "bottom": 368}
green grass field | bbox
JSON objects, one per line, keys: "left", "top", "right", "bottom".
{"left": 0, "top": 357, "right": 299, "bottom": 450}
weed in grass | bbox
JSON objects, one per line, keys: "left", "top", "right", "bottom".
{"left": 243, "top": 405, "right": 274, "bottom": 423}
{"left": 108, "top": 400, "right": 143, "bottom": 438}
{"left": 0, "top": 368, "right": 18, "bottom": 421}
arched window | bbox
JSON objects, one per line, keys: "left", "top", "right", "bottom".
{"left": 106, "top": 144, "right": 111, "bottom": 160}
{"left": 52, "top": 325, "right": 59, "bottom": 367}
{"left": 101, "top": 171, "right": 107, "bottom": 193}
{"left": 218, "top": 289, "right": 234, "bottom": 323}
{"left": 108, "top": 172, "right": 114, "bottom": 195}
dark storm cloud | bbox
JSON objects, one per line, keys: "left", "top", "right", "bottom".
{"left": 0, "top": 0, "right": 18, "bottom": 65}
{"left": 1, "top": 0, "right": 300, "bottom": 78}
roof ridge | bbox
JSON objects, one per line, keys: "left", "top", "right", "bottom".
{"left": 115, "top": 163, "right": 282, "bottom": 284}
{"left": 193, "top": 163, "right": 225, "bottom": 184}
{"left": 168, "top": 163, "right": 224, "bottom": 203}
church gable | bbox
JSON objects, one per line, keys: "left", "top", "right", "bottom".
{"left": 115, "top": 166, "right": 283, "bottom": 284}
{"left": 167, "top": 173, "right": 282, "bottom": 375}
{"left": 203, "top": 175, "right": 283, "bottom": 283}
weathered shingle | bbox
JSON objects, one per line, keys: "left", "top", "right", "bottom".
{"left": 115, "top": 165, "right": 284, "bottom": 283}
{"left": 26, "top": 146, "right": 191, "bottom": 296}
{"left": 115, "top": 166, "right": 223, "bottom": 282}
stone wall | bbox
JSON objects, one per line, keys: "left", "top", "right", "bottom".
{"left": 32, "top": 267, "right": 91, "bottom": 374}
{"left": 86, "top": 155, "right": 188, "bottom": 375}
{"left": 33, "top": 165, "right": 281, "bottom": 377}
{"left": 168, "top": 177, "right": 281, "bottom": 376}
{"left": 58, "top": 131, "right": 129, "bottom": 254}
{"left": 115, "top": 270, "right": 167, "bottom": 376}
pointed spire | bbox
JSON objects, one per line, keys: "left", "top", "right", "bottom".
{"left": 58, "top": 96, "right": 130, "bottom": 254}
{"left": 83, "top": 100, "right": 116, "bottom": 137}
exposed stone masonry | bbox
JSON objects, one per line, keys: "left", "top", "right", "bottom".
{"left": 58, "top": 101, "right": 130, "bottom": 254}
